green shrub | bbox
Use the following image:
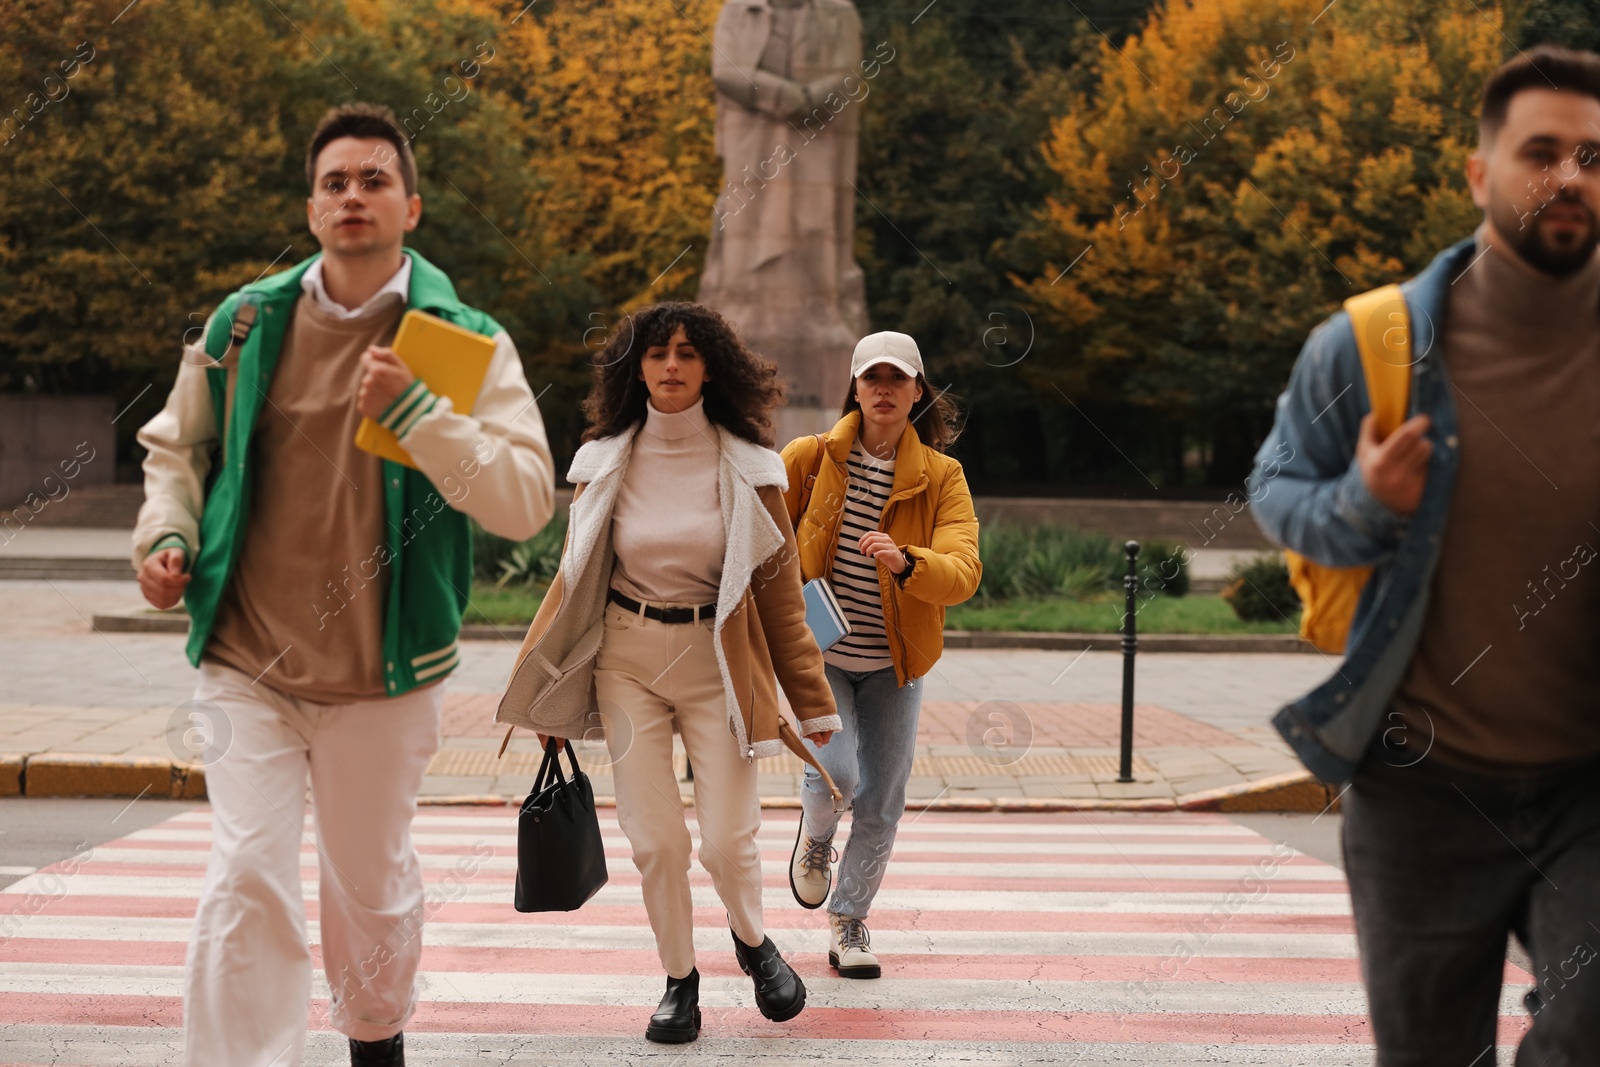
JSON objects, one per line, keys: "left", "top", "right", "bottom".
{"left": 472, "top": 511, "right": 569, "bottom": 588}
{"left": 974, "top": 524, "right": 1031, "bottom": 602}
{"left": 1221, "top": 553, "right": 1301, "bottom": 622}
{"left": 1136, "top": 539, "right": 1190, "bottom": 598}
{"left": 977, "top": 522, "right": 1123, "bottom": 602}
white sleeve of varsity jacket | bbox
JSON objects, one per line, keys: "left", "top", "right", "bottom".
{"left": 375, "top": 329, "right": 557, "bottom": 543}
{"left": 131, "top": 313, "right": 221, "bottom": 571}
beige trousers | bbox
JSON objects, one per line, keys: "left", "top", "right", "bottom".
{"left": 183, "top": 661, "right": 442, "bottom": 1067}
{"left": 593, "top": 598, "right": 765, "bottom": 979}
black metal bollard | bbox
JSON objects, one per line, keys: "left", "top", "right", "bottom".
{"left": 1118, "top": 540, "right": 1140, "bottom": 783}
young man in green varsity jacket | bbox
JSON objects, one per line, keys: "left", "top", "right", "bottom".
{"left": 133, "top": 103, "right": 555, "bottom": 1067}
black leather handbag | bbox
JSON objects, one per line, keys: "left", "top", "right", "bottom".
{"left": 513, "top": 738, "right": 609, "bottom": 913}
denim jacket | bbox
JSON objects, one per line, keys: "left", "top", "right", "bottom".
{"left": 1250, "top": 236, "right": 1479, "bottom": 784}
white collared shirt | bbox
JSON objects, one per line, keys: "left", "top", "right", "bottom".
{"left": 300, "top": 254, "right": 411, "bottom": 319}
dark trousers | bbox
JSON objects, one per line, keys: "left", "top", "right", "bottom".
{"left": 1342, "top": 745, "right": 1600, "bottom": 1066}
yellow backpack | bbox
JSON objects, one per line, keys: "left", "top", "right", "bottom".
{"left": 1285, "top": 284, "right": 1414, "bottom": 654}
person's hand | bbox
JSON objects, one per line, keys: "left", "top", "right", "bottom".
{"left": 858, "top": 531, "right": 906, "bottom": 574}
{"left": 806, "top": 729, "right": 833, "bottom": 746}
{"left": 357, "top": 346, "right": 416, "bottom": 420}
{"left": 1357, "top": 413, "right": 1432, "bottom": 517}
{"left": 138, "top": 547, "right": 189, "bottom": 609}
{"left": 772, "top": 79, "right": 810, "bottom": 120}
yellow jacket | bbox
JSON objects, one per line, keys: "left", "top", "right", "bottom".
{"left": 779, "top": 412, "right": 981, "bottom": 685}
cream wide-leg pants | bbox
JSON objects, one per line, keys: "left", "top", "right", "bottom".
{"left": 182, "top": 661, "right": 442, "bottom": 1067}
{"left": 592, "top": 598, "right": 765, "bottom": 979}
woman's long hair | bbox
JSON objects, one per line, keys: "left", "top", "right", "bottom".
{"left": 581, "top": 302, "right": 784, "bottom": 446}
{"left": 840, "top": 372, "right": 962, "bottom": 453}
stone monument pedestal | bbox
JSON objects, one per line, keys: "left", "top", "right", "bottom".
{"left": 699, "top": 0, "right": 870, "bottom": 450}
{"left": 774, "top": 402, "right": 839, "bottom": 447}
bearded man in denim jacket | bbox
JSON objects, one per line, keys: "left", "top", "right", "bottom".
{"left": 1253, "top": 45, "right": 1600, "bottom": 1066}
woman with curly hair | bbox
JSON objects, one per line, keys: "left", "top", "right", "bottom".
{"left": 496, "top": 302, "right": 843, "bottom": 1044}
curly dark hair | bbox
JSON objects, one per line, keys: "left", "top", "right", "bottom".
{"left": 581, "top": 302, "right": 784, "bottom": 445}
{"left": 840, "top": 373, "right": 963, "bottom": 453}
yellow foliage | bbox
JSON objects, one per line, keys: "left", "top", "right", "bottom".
{"left": 1021, "top": 0, "right": 1509, "bottom": 415}
{"left": 499, "top": 0, "right": 722, "bottom": 310}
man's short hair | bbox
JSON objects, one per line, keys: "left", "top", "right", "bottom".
{"left": 305, "top": 103, "right": 418, "bottom": 197}
{"left": 1480, "top": 45, "right": 1600, "bottom": 146}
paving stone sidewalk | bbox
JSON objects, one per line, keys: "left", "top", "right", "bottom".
{"left": 0, "top": 580, "right": 1338, "bottom": 807}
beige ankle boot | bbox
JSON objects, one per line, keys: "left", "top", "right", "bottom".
{"left": 789, "top": 818, "right": 835, "bottom": 910}
{"left": 828, "top": 912, "right": 881, "bottom": 979}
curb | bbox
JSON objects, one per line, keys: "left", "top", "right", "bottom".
{"left": 92, "top": 612, "right": 1313, "bottom": 653}
{"left": 940, "top": 631, "right": 1313, "bottom": 653}
{"left": 92, "top": 612, "right": 188, "bottom": 634}
{"left": 418, "top": 793, "right": 1319, "bottom": 813}
{"left": 1176, "top": 770, "right": 1343, "bottom": 814}
{"left": 414, "top": 795, "right": 1189, "bottom": 812}
{"left": 0, "top": 753, "right": 1338, "bottom": 813}
{"left": 0, "top": 754, "right": 22, "bottom": 797}
{"left": 7, "top": 753, "right": 206, "bottom": 800}
{"left": 0, "top": 559, "right": 134, "bottom": 581}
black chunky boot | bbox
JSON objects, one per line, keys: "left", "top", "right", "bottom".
{"left": 645, "top": 967, "right": 702, "bottom": 1043}
{"left": 730, "top": 930, "right": 806, "bottom": 1022}
{"left": 349, "top": 1033, "right": 404, "bottom": 1066}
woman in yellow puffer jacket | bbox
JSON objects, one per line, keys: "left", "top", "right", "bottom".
{"left": 777, "top": 330, "right": 981, "bottom": 980}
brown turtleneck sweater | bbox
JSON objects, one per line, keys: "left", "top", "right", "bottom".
{"left": 1391, "top": 225, "right": 1600, "bottom": 772}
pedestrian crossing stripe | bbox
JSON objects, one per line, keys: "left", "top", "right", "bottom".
{"left": 0, "top": 808, "right": 1532, "bottom": 1063}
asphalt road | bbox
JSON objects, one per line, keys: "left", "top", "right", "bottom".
{"left": 0, "top": 796, "right": 205, "bottom": 887}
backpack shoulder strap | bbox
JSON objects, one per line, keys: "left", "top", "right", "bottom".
{"left": 1343, "top": 283, "right": 1412, "bottom": 437}
{"left": 798, "top": 433, "right": 827, "bottom": 518}
{"left": 202, "top": 294, "right": 260, "bottom": 461}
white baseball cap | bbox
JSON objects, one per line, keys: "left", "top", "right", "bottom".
{"left": 850, "top": 331, "right": 924, "bottom": 380}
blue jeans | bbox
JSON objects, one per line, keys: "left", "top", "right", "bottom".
{"left": 799, "top": 663, "right": 922, "bottom": 919}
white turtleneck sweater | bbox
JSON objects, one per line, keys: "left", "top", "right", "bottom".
{"left": 608, "top": 396, "right": 726, "bottom": 606}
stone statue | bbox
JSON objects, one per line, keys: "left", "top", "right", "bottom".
{"left": 699, "top": 0, "right": 872, "bottom": 432}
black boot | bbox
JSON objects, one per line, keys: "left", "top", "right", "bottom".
{"left": 349, "top": 1033, "right": 404, "bottom": 1066}
{"left": 730, "top": 930, "right": 806, "bottom": 1022}
{"left": 645, "top": 967, "right": 702, "bottom": 1043}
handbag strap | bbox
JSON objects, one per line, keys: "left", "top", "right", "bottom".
{"left": 777, "top": 719, "right": 846, "bottom": 811}
{"left": 533, "top": 737, "right": 582, "bottom": 790}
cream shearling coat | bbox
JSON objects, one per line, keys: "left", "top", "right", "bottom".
{"left": 496, "top": 422, "right": 843, "bottom": 795}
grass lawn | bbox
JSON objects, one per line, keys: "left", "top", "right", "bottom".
{"left": 946, "top": 594, "right": 1300, "bottom": 634}
{"left": 464, "top": 582, "right": 548, "bottom": 626}
{"left": 466, "top": 582, "right": 1298, "bottom": 635}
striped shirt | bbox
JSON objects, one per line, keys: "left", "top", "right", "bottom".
{"left": 824, "top": 441, "right": 897, "bottom": 672}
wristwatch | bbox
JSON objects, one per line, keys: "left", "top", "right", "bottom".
{"left": 898, "top": 548, "right": 916, "bottom": 583}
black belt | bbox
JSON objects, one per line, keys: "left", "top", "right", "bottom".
{"left": 607, "top": 588, "right": 717, "bottom": 624}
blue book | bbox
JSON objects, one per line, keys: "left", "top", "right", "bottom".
{"left": 802, "top": 578, "right": 851, "bottom": 652}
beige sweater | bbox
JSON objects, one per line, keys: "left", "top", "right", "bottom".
{"left": 608, "top": 397, "right": 725, "bottom": 605}
{"left": 206, "top": 294, "right": 402, "bottom": 701}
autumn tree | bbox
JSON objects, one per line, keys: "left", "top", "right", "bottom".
{"left": 7, "top": 0, "right": 1586, "bottom": 489}
{"left": 0, "top": 0, "right": 581, "bottom": 461}
{"left": 1015, "top": 0, "right": 1505, "bottom": 485}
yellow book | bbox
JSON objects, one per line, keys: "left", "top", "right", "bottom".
{"left": 354, "top": 309, "right": 497, "bottom": 469}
